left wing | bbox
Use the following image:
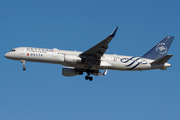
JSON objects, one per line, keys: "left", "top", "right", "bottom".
{"left": 79, "top": 27, "right": 118, "bottom": 67}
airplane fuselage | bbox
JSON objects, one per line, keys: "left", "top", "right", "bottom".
{"left": 4, "top": 27, "right": 174, "bottom": 80}
{"left": 5, "top": 47, "right": 171, "bottom": 71}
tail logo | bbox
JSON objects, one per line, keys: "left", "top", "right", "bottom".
{"left": 156, "top": 43, "right": 167, "bottom": 54}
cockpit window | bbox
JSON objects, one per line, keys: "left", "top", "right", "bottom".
{"left": 10, "top": 49, "right": 16, "bottom": 52}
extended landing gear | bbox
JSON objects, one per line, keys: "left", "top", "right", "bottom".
{"left": 85, "top": 75, "right": 93, "bottom": 81}
{"left": 85, "top": 69, "right": 93, "bottom": 81}
{"left": 21, "top": 60, "right": 26, "bottom": 71}
{"left": 23, "top": 67, "right": 26, "bottom": 71}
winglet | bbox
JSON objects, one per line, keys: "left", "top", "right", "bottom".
{"left": 110, "top": 27, "right": 118, "bottom": 37}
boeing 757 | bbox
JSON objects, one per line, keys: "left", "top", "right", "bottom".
{"left": 4, "top": 27, "right": 174, "bottom": 81}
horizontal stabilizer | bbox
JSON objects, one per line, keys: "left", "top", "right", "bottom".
{"left": 151, "top": 55, "right": 173, "bottom": 65}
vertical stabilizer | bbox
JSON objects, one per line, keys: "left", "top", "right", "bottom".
{"left": 142, "top": 36, "right": 174, "bottom": 60}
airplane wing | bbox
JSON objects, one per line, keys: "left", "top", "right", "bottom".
{"left": 79, "top": 27, "right": 118, "bottom": 67}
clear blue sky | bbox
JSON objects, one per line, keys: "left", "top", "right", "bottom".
{"left": 1, "top": 0, "right": 180, "bottom": 120}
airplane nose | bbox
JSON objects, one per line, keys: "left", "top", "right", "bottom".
{"left": 4, "top": 53, "right": 10, "bottom": 58}
{"left": 4, "top": 53, "right": 7, "bottom": 58}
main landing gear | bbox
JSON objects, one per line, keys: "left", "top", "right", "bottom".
{"left": 85, "top": 69, "right": 93, "bottom": 81}
{"left": 85, "top": 75, "right": 93, "bottom": 81}
{"left": 21, "top": 60, "right": 26, "bottom": 71}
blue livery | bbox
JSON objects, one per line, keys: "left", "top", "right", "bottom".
{"left": 142, "top": 36, "right": 174, "bottom": 60}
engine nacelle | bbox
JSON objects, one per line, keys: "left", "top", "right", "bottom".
{"left": 64, "top": 55, "right": 81, "bottom": 63}
{"left": 62, "top": 67, "right": 83, "bottom": 77}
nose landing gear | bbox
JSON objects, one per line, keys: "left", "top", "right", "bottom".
{"left": 23, "top": 67, "right": 26, "bottom": 71}
{"left": 21, "top": 60, "right": 26, "bottom": 71}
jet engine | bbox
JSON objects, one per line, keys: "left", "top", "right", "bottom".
{"left": 62, "top": 67, "right": 83, "bottom": 77}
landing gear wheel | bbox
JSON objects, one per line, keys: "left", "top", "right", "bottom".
{"left": 23, "top": 67, "right": 26, "bottom": 71}
{"left": 89, "top": 77, "right": 93, "bottom": 81}
{"left": 85, "top": 76, "right": 89, "bottom": 80}
{"left": 21, "top": 60, "right": 26, "bottom": 71}
{"left": 85, "top": 76, "right": 93, "bottom": 81}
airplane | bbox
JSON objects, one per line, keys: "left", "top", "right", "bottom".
{"left": 4, "top": 27, "right": 174, "bottom": 81}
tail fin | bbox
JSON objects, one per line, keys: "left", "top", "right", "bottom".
{"left": 142, "top": 36, "right": 174, "bottom": 60}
